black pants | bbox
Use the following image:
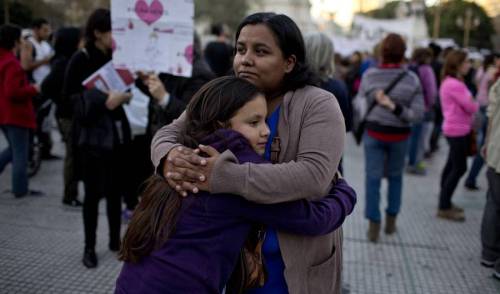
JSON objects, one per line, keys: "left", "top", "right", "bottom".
{"left": 439, "top": 135, "right": 469, "bottom": 209}
{"left": 481, "top": 168, "right": 500, "bottom": 270}
{"left": 81, "top": 147, "right": 124, "bottom": 249}
{"left": 123, "top": 135, "right": 153, "bottom": 210}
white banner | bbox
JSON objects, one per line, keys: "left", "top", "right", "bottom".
{"left": 111, "top": 0, "right": 194, "bottom": 77}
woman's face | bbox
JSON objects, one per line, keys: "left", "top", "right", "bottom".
{"left": 459, "top": 59, "right": 471, "bottom": 77}
{"left": 94, "top": 30, "right": 113, "bottom": 50}
{"left": 228, "top": 94, "right": 270, "bottom": 155}
{"left": 234, "top": 24, "right": 295, "bottom": 95}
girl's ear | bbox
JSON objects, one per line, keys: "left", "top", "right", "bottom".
{"left": 216, "top": 120, "right": 229, "bottom": 129}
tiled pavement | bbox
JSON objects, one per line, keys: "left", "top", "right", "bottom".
{"left": 1, "top": 130, "right": 499, "bottom": 294}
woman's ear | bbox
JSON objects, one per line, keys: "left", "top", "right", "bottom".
{"left": 284, "top": 54, "right": 297, "bottom": 73}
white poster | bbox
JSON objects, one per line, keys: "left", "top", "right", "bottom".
{"left": 111, "top": 0, "right": 194, "bottom": 77}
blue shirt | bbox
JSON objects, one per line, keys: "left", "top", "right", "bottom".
{"left": 248, "top": 106, "right": 289, "bottom": 294}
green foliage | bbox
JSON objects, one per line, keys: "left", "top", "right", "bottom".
{"left": 365, "top": 1, "right": 401, "bottom": 19}
{"left": 426, "top": 0, "right": 494, "bottom": 49}
{"left": 194, "top": 0, "right": 249, "bottom": 32}
{"left": 363, "top": 0, "right": 494, "bottom": 49}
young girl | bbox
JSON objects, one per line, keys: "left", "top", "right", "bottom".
{"left": 115, "top": 76, "right": 356, "bottom": 294}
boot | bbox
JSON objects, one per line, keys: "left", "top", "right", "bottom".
{"left": 385, "top": 215, "right": 397, "bottom": 234}
{"left": 437, "top": 208, "right": 465, "bottom": 222}
{"left": 82, "top": 247, "right": 97, "bottom": 268}
{"left": 367, "top": 221, "right": 381, "bottom": 243}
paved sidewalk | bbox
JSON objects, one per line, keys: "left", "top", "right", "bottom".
{"left": 1, "top": 131, "right": 499, "bottom": 293}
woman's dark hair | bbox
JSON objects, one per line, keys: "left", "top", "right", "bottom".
{"left": 119, "top": 76, "right": 262, "bottom": 263}
{"left": 442, "top": 49, "right": 467, "bottom": 80}
{"left": 235, "top": 12, "right": 318, "bottom": 94}
{"left": 0, "top": 24, "right": 21, "bottom": 50}
{"left": 482, "top": 54, "right": 495, "bottom": 70}
{"left": 53, "top": 27, "right": 82, "bottom": 59}
{"left": 411, "top": 48, "right": 432, "bottom": 65}
{"left": 85, "top": 8, "right": 111, "bottom": 44}
{"left": 381, "top": 33, "right": 406, "bottom": 64}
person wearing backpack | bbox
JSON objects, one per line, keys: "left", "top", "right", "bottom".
{"left": 355, "top": 34, "right": 424, "bottom": 242}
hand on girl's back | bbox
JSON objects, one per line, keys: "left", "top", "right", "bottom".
{"left": 163, "top": 145, "right": 219, "bottom": 196}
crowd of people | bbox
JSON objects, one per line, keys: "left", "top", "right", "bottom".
{"left": 0, "top": 6, "right": 499, "bottom": 293}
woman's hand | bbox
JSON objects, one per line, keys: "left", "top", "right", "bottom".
{"left": 375, "top": 90, "right": 396, "bottom": 111}
{"left": 105, "top": 91, "right": 132, "bottom": 110}
{"left": 146, "top": 74, "right": 168, "bottom": 104}
{"left": 162, "top": 145, "right": 220, "bottom": 196}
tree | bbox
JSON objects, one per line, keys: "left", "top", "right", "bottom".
{"left": 194, "top": 0, "right": 249, "bottom": 32}
{"left": 0, "top": 0, "right": 33, "bottom": 27}
{"left": 364, "top": 0, "right": 494, "bottom": 49}
{"left": 426, "top": 0, "right": 494, "bottom": 49}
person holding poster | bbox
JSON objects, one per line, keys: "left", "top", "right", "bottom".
{"left": 62, "top": 8, "right": 132, "bottom": 269}
{"left": 151, "top": 13, "right": 347, "bottom": 294}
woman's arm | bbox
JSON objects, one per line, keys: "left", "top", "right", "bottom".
{"left": 3, "top": 61, "right": 38, "bottom": 101}
{"left": 453, "top": 82, "right": 479, "bottom": 114}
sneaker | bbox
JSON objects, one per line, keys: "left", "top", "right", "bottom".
{"left": 464, "top": 182, "right": 480, "bottom": 191}
{"left": 41, "top": 153, "right": 62, "bottom": 160}
{"left": 481, "top": 258, "right": 495, "bottom": 268}
{"left": 14, "top": 190, "right": 45, "bottom": 198}
{"left": 62, "top": 199, "right": 83, "bottom": 207}
{"left": 122, "top": 209, "right": 134, "bottom": 223}
{"left": 406, "top": 165, "right": 426, "bottom": 175}
{"left": 109, "top": 241, "right": 121, "bottom": 252}
{"left": 494, "top": 270, "right": 500, "bottom": 281}
{"left": 82, "top": 247, "right": 97, "bottom": 268}
{"left": 437, "top": 208, "right": 465, "bottom": 222}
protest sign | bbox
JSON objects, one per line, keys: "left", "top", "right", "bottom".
{"left": 111, "top": 0, "right": 194, "bottom": 77}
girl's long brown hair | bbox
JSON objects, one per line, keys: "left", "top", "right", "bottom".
{"left": 118, "top": 76, "right": 261, "bottom": 263}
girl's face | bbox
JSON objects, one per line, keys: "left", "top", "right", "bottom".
{"left": 234, "top": 24, "right": 296, "bottom": 96}
{"left": 228, "top": 94, "right": 270, "bottom": 155}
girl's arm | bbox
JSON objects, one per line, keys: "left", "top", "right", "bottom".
{"left": 214, "top": 179, "right": 356, "bottom": 236}
{"left": 3, "top": 61, "right": 38, "bottom": 101}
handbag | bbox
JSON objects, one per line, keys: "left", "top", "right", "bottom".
{"left": 353, "top": 71, "right": 408, "bottom": 145}
{"left": 225, "top": 225, "right": 267, "bottom": 294}
{"left": 467, "top": 130, "right": 478, "bottom": 157}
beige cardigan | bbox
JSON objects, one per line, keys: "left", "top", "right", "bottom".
{"left": 151, "top": 85, "right": 346, "bottom": 294}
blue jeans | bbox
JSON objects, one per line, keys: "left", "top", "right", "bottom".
{"left": 407, "top": 122, "right": 423, "bottom": 166}
{"left": 465, "top": 107, "right": 488, "bottom": 186}
{"left": 0, "top": 125, "right": 30, "bottom": 195}
{"left": 364, "top": 134, "right": 409, "bottom": 223}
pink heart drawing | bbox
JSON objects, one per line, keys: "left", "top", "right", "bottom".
{"left": 135, "top": 0, "right": 164, "bottom": 26}
{"left": 184, "top": 45, "right": 193, "bottom": 64}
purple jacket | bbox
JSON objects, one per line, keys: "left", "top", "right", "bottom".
{"left": 115, "top": 129, "right": 356, "bottom": 294}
